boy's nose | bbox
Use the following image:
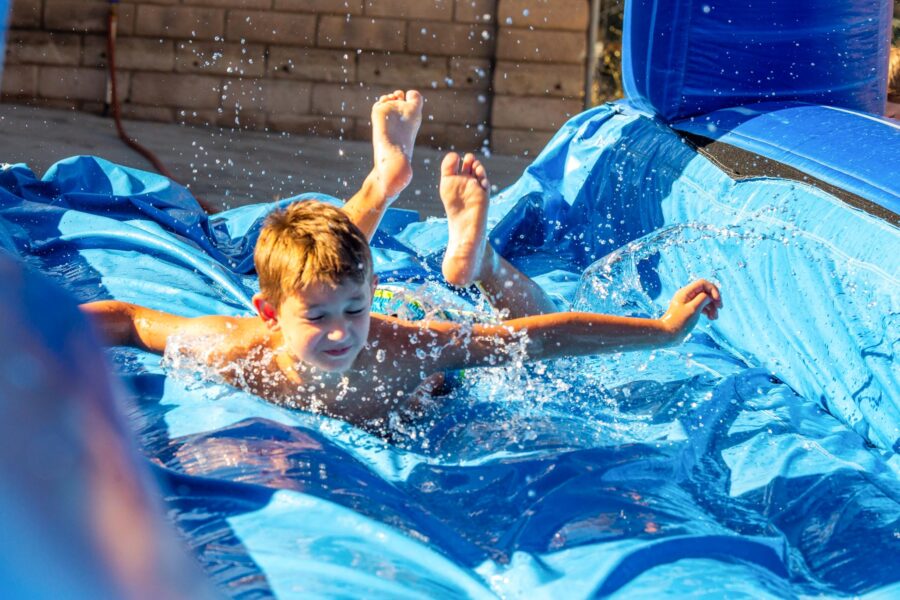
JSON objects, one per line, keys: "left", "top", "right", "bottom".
{"left": 327, "top": 322, "right": 349, "bottom": 341}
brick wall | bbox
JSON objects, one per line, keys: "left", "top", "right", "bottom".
{"left": 2, "top": 0, "right": 589, "bottom": 155}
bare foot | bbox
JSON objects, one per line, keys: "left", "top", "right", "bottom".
{"left": 371, "top": 89, "right": 423, "bottom": 201}
{"left": 440, "top": 152, "right": 492, "bottom": 287}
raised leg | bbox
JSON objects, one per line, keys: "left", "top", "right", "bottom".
{"left": 439, "top": 152, "right": 557, "bottom": 318}
{"left": 342, "top": 89, "right": 423, "bottom": 240}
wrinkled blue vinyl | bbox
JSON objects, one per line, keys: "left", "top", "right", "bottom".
{"left": 1, "top": 93, "right": 899, "bottom": 599}
{"left": 1, "top": 0, "right": 899, "bottom": 591}
{"left": 622, "top": 0, "right": 893, "bottom": 120}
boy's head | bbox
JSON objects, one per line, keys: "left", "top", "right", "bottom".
{"left": 255, "top": 200, "right": 373, "bottom": 307}
{"left": 252, "top": 200, "right": 375, "bottom": 372}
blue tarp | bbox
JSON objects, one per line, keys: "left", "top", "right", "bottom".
{"left": 1, "top": 97, "right": 898, "bottom": 596}
{"left": 2, "top": 0, "right": 899, "bottom": 595}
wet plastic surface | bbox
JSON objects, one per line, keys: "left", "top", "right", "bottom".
{"left": 1, "top": 100, "right": 898, "bottom": 596}
{"left": 672, "top": 102, "right": 900, "bottom": 215}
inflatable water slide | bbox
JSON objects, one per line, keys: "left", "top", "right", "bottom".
{"left": 0, "top": 0, "right": 898, "bottom": 597}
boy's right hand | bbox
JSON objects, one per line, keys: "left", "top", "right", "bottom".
{"left": 660, "top": 279, "right": 723, "bottom": 340}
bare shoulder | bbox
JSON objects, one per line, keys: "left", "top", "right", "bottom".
{"left": 170, "top": 314, "right": 272, "bottom": 365}
{"left": 366, "top": 313, "right": 463, "bottom": 371}
{"left": 165, "top": 314, "right": 290, "bottom": 402}
{"left": 181, "top": 313, "right": 263, "bottom": 339}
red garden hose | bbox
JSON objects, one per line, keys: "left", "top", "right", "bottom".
{"left": 105, "top": 1, "right": 215, "bottom": 213}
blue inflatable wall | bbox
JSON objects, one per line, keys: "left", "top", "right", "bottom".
{"left": 623, "top": 0, "right": 893, "bottom": 120}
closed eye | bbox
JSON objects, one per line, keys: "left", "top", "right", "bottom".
{"left": 346, "top": 308, "right": 365, "bottom": 315}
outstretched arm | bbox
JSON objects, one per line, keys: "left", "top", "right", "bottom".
{"left": 383, "top": 279, "right": 723, "bottom": 372}
{"left": 80, "top": 300, "right": 242, "bottom": 354}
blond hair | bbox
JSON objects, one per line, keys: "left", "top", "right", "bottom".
{"left": 889, "top": 46, "right": 900, "bottom": 101}
{"left": 254, "top": 200, "right": 372, "bottom": 308}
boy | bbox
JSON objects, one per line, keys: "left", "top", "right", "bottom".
{"left": 82, "top": 91, "right": 722, "bottom": 430}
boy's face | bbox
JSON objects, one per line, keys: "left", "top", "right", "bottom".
{"left": 266, "top": 277, "right": 375, "bottom": 373}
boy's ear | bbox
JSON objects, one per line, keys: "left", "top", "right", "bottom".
{"left": 252, "top": 293, "right": 280, "bottom": 330}
{"left": 370, "top": 274, "right": 379, "bottom": 295}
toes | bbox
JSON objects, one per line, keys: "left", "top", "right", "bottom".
{"left": 406, "top": 89, "right": 423, "bottom": 106}
{"left": 461, "top": 153, "right": 476, "bottom": 175}
{"left": 376, "top": 90, "right": 404, "bottom": 105}
{"left": 441, "top": 152, "right": 460, "bottom": 177}
{"left": 473, "top": 161, "right": 490, "bottom": 190}
{"left": 441, "top": 152, "right": 488, "bottom": 183}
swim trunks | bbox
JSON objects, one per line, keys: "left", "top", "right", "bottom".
{"left": 371, "top": 283, "right": 476, "bottom": 393}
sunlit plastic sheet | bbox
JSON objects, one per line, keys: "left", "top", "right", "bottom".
{"left": 622, "top": 0, "right": 893, "bottom": 121}
{"left": 424, "top": 102, "right": 900, "bottom": 457}
{"left": 672, "top": 102, "right": 900, "bottom": 215}
{"left": 0, "top": 112, "right": 898, "bottom": 599}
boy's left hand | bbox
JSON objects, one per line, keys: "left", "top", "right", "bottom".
{"left": 661, "top": 279, "right": 723, "bottom": 339}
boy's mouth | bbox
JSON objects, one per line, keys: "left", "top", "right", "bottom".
{"left": 323, "top": 346, "right": 353, "bottom": 357}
